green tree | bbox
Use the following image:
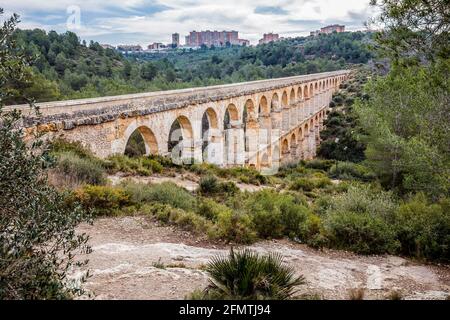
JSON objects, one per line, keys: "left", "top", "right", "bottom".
{"left": 140, "top": 61, "right": 158, "bottom": 80}
{"left": 0, "top": 9, "right": 91, "bottom": 299}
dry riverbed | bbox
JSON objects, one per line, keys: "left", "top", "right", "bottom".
{"left": 73, "top": 216, "right": 450, "bottom": 300}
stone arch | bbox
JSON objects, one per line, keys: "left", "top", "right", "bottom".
{"left": 290, "top": 133, "right": 297, "bottom": 151}
{"left": 223, "top": 103, "right": 239, "bottom": 166}
{"left": 244, "top": 99, "right": 256, "bottom": 119}
{"left": 315, "top": 82, "right": 318, "bottom": 93}
{"left": 281, "top": 91, "right": 288, "bottom": 108}
{"left": 272, "top": 145, "right": 280, "bottom": 166}
{"left": 243, "top": 99, "right": 256, "bottom": 155}
{"left": 271, "top": 93, "right": 280, "bottom": 112}
{"left": 260, "top": 152, "right": 269, "bottom": 167}
{"left": 168, "top": 115, "right": 194, "bottom": 162}
{"left": 290, "top": 88, "right": 296, "bottom": 105}
{"left": 202, "top": 107, "right": 219, "bottom": 162}
{"left": 124, "top": 125, "right": 158, "bottom": 156}
{"left": 259, "top": 95, "right": 269, "bottom": 116}
{"left": 309, "top": 83, "right": 314, "bottom": 97}
{"left": 297, "top": 86, "right": 303, "bottom": 101}
{"left": 304, "top": 85, "right": 309, "bottom": 99}
{"left": 298, "top": 127, "right": 303, "bottom": 140}
{"left": 224, "top": 103, "right": 239, "bottom": 129}
{"left": 282, "top": 138, "right": 289, "bottom": 154}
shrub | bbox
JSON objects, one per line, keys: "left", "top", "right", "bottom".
{"left": 209, "top": 210, "right": 256, "bottom": 244}
{"left": 198, "top": 175, "right": 239, "bottom": 196}
{"left": 105, "top": 154, "right": 143, "bottom": 174}
{"left": 290, "top": 178, "right": 315, "bottom": 192}
{"left": 289, "top": 174, "right": 331, "bottom": 192}
{"left": 329, "top": 162, "right": 376, "bottom": 181}
{"left": 324, "top": 211, "right": 399, "bottom": 254}
{"left": 142, "top": 157, "right": 163, "bottom": 173}
{"left": 204, "top": 249, "right": 305, "bottom": 300}
{"left": 394, "top": 194, "right": 450, "bottom": 262}
{"left": 54, "top": 151, "right": 106, "bottom": 186}
{"left": 196, "top": 198, "right": 229, "bottom": 220}
{"left": 1, "top": 109, "right": 90, "bottom": 298}
{"left": 246, "top": 190, "right": 285, "bottom": 238}
{"left": 141, "top": 203, "right": 182, "bottom": 223}
{"left": 50, "top": 138, "right": 94, "bottom": 160}
{"left": 174, "top": 211, "right": 212, "bottom": 234}
{"left": 243, "top": 190, "right": 312, "bottom": 240}
{"left": 322, "top": 184, "right": 400, "bottom": 254}
{"left": 123, "top": 182, "right": 195, "bottom": 212}
{"left": 305, "top": 159, "right": 334, "bottom": 171}
{"left": 279, "top": 201, "right": 310, "bottom": 239}
{"left": 74, "top": 185, "right": 131, "bottom": 215}
{"left": 198, "top": 175, "right": 220, "bottom": 195}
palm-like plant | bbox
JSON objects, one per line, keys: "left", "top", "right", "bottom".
{"left": 204, "top": 248, "right": 305, "bottom": 300}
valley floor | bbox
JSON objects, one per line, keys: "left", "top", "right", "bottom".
{"left": 74, "top": 216, "right": 450, "bottom": 300}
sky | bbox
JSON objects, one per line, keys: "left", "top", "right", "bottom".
{"left": 2, "top": 0, "right": 377, "bottom": 46}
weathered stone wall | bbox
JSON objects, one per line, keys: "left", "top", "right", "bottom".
{"left": 7, "top": 70, "right": 351, "bottom": 169}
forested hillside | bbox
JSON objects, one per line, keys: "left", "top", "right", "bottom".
{"left": 9, "top": 29, "right": 373, "bottom": 104}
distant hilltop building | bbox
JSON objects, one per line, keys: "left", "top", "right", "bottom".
{"left": 148, "top": 42, "right": 166, "bottom": 50}
{"left": 258, "top": 33, "right": 280, "bottom": 45}
{"left": 184, "top": 30, "right": 249, "bottom": 47}
{"left": 172, "top": 33, "right": 180, "bottom": 47}
{"left": 117, "top": 45, "right": 143, "bottom": 52}
{"left": 100, "top": 44, "right": 115, "bottom": 50}
{"left": 310, "top": 24, "right": 346, "bottom": 36}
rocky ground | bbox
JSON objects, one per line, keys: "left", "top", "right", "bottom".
{"left": 73, "top": 216, "right": 450, "bottom": 300}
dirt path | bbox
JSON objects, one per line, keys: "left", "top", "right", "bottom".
{"left": 74, "top": 216, "right": 450, "bottom": 300}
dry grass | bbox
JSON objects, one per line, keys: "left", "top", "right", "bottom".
{"left": 348, "top": 288, "right": 365, "bottom": 300}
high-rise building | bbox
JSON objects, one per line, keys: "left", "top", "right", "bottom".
{"left": 184, "top": 30, "right": 247, "bottom": 47}
{"left": 172, "top": 33, "right": 180, "bottom": 47}
{"left": 258, "top": 33, "right": 280, "bottom": 45}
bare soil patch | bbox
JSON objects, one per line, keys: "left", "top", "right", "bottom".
{"left": 74, "top": 216, "right": 450, "bottom": 300}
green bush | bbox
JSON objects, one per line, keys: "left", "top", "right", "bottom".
{"left": 305, "top": 159, "right": 335, "bottom": 171}
{"left": 324, "top": 211, "right": 399, "bottom": 254}
{"left": 203, "top": 249, "right": 305, "bottom": 300}
{"left": 74, "top": 185, "right": 131, "bottom": 215}
{"left": 54, "top": 151, "right": 106, "bottom": 186}
{"left": 50, "top": 138, "right": 95, "bottom": 160}
{"left": 329, "top": 162, "right": 376, "bottom": 181}
{"left": 105, "top": 154, "right": 143, "bottom": 174}
{"left": 142, "top": 157, "right": 163, "bottom": 173}
{"left": 243, "top": 190, "right": 312, "bottom": 239}
{"left": 174, "top": 211, "right": 212, "bottom": 234}
{"left": 394, "top": 194, "right": 450, "bottom": 262}
{"left": 122, "top": 181, "right": 195, "bottom": 211}
{"left": 290, "top": 178, "right": 315, "bottom": 192}
{"left": 209, "top": 210, "right": 256, "bottom": 244}
{"left": 289, "top": 174, "right": 332, "bottom": 192}
{"left": 198, "top": 175, "right": 220, "bottom": 195}
{"left": 279, "top": 201, "right": 311, "bottom": 239}
{"left": 196, "top": 198, "right": 229, "bottom": 220}
{"left": 323, "top": 185, "right": 400, "bottom": 254}
{"left": 141, "top": 203, "right": 212, "bottom": 234}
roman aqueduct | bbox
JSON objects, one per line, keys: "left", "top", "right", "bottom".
{"left": 9, "top": 70, "right": 351, "bottom": 173}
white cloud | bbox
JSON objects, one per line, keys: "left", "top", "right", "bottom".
{"left": 3, "top": 0, "right": 376, "bottom": 45}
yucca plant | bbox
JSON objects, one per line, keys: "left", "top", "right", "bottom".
{"left": 204, "top": 248, "right": 304, "bottom": 300}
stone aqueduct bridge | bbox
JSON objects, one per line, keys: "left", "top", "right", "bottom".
{"left": 11, "top": 70, "right": 350, "bottom": 171}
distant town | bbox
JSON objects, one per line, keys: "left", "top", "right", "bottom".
{"left": 102, "top": 25, "right": 346, "bottom": 54}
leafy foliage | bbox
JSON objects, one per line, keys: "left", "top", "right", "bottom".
{"left": 203, "top": 249, "right": 304, "bottom": 300}
{"left": 6, "top": 29, "right": 374, "bottom": 104}
{"left": 0, "top": 8, "right": 90, "bottom": 299}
